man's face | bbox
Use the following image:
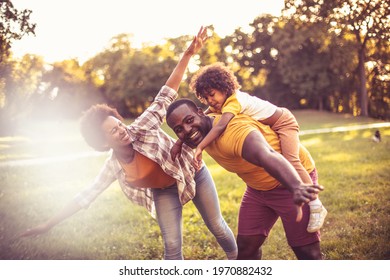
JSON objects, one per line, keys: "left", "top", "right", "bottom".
{"left": 167, "top": 104, "right": 211, "bottom": 149}
{"left": 101, "top": 116, "right": 132, "bottom": 150}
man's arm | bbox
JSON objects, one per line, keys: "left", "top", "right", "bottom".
{"left": 241, "top": 130, "right": 322, "bottom": 206}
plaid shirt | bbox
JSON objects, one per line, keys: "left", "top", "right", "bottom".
{"left": 74, "top": 85, "right": 197, "bottom": 217}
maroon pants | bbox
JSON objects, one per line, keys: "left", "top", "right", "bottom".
{"left": 238, "top": 169, "right": 321, "bottom": 247}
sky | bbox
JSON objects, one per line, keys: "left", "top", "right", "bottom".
{"left": 11, "top": 0, "right": 284, "bottom": 63}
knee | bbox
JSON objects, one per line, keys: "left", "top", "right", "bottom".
{"left": 163, "top": 237, "right": 182, "bottom": 260}
{"left": 206, "top": 217, "right": 229, "bottom": 236}
{"left": 292, "top": 242, "right": 322, "bottom": 260}
{"left": 237, "top": 235, "right": 265, "bottom": 260}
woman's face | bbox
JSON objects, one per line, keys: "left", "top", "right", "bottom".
{"left": 101, "top": 116, "right": 132, "bottom": 150}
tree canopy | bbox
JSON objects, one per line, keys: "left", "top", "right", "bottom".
{"left": 1, "top": 1, "right": 389, "bottom": 135}
{"left": 284, "top": 0, "right": 390, "bottom": 116}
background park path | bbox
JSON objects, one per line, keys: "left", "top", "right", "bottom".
{"left": 1, "top": 121, "right": 389, "bottom": 167}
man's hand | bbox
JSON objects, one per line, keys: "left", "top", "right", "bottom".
{"left": 170, "top": 141, "right": 183, "bottom": 161}
{"left": 293, "top": 184, "right": 323, "bottom": 222}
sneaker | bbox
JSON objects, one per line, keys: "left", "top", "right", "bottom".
{"left": 307, "top": 206, "right": 327, "bottom": 233}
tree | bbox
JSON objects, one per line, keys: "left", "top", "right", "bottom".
{"left": 0, "top": 0, "right": 36, "bottom": 64}
{"left": 272, "top": 18, "right": 357, "bottom": 112}
{"left": 83, "top": 33, "right": 135, "bottom": 115}
{"left": 0, "top": 0, "right": 36, "bottom": 135}
{"left": 0, "top": 54, "right": 44, "bottom": 135}
{"left": 284, "top": 0, "right": 390, "bottom": 116}
{"left": 86, "top": 33, "right": 208, "bottom": 117}
{"left": 365, "top": 36, "right": 390, "bottom": 119}
{"left": 36, "top": 59, "right": 105, "bottom": 119}
{"left": 221, "top": 15, "right": 290, "bottom": 106}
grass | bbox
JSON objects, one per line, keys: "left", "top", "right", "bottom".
{"left": 293, "top": 110, "right": 386, "bottom": 130}
{"left": 0, "top": 110, "right": 389, "bottom": 260}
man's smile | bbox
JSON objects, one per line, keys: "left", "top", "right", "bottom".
{"left": 188, "top": 131, "right": 200, "bottom": 140}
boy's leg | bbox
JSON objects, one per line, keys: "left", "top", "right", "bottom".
{"left": 271, "top": 108, "right": 326, "bottom": 232}
{"left": 270, "top": 108, "right": 313, "bottom": 184}
{"left": 307, "top": 169, "right": 327, "bottom": 232}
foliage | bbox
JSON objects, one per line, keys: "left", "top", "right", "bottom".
{"left": 224, "top": 15, "right": 288, "bottom": 103}
{"left": 284, "top": 0, "right": 390, "bottom": 116}
{"left": 272, "top": 18, "right": 358, "bottom": 111}
{"left": 1, "top": 1, "right": 389, "bottom": 137}
{"left": 85, "top": 34, "right": 197, "bottom": 118}
{"left": 0, "top": 0, "right": 35, "bottom": 65}
{"left": 0, "top": 54, "right": 45, "bottom": 135}
{"left": 36, "top": 59, "right": 105, "bottom": 119}
{"left": 0, "top": 0, "right": 36, "bottom": 135}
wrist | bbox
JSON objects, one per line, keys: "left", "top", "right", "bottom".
{"left": 183, "top": 49, "right": 195, "bottom": 57}
{"left": 288, "top": 180, "right": 303, "bottom": 193}
{"left": 43, "top": 221, "right": 52, "bottom": 230}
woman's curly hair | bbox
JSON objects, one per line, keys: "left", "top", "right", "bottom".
{"left": 79, "top": 104, "right": 123, "bottom": 151}
{"left": 189, "top": 62, "right": 241, "bottom": 104}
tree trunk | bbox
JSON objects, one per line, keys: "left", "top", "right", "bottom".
{"left": 318, "top": 95, "right": 323, "bottom": 111}
{"left": 358, "top": 47, "right": 368, "bottom": 116}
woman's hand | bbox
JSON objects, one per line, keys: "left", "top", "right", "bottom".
{"left": 18, "top": 223, "right": 51, "bottom": 238}
{"left": 185, "top": 26, "right": 208, "bottom": 56}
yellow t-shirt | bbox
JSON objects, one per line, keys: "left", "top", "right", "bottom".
{"left": 205, "top": 113, "right": 314, "bottom": 191}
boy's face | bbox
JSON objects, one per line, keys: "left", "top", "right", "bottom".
{"left": 101, "top": 116, "right": 132, "bottom": 150}
{"left": 201, "top": 89, "right": 227, "bottom": 111}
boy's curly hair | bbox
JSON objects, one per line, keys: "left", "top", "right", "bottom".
{"left": 79, "top": 104, "right": 123, "bottom": 151}
{"left": 189, "top": 62, "right": 241, "bottom": 103}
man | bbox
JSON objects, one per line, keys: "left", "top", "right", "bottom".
{"left": 166, "top": 99, "right": 324, "bottom": 260}
{"left": 20, "top": 27, "right": 237, "bottom": 260}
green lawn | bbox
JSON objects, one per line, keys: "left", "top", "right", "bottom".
{"left": 0, "top": 110, "right": 389, "bottom": 260}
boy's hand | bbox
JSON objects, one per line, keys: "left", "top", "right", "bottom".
{"left": 191, "top": 147, "right": 203, "bottom": 170}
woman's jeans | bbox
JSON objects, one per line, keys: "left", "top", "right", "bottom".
{"left": 152, "top": 166, "right": 237, "bottom": 260}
